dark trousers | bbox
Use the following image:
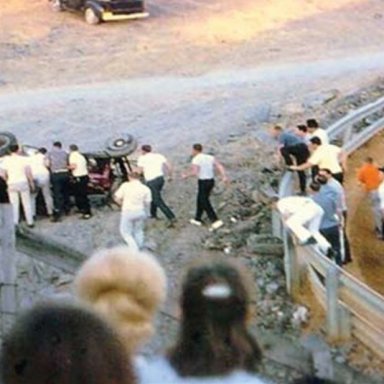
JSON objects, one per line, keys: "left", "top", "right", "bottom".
{"left": 0, "top": 178, "right": 9, "bottom": 203}
{"left": 73, "top": 175, "right": 91, "bottom": 215}
{"left": 280, "top": 143, "right": 310, "bottom": 193}
{"left": 332, "top": 172, "right": 344, "bottom": 185}
{"left": 51, "top": 172, "right": 70, "bottom": 216}
{"left": 196, "top": 179, "right": 218, "bottom": 223}
{"left": 146, "top": 176, "right": 175, "bottom": 220}
{"left": 320, "top": 225, "right": 342, "bottom": 266}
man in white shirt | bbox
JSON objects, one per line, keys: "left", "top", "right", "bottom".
{"left": 137, "top": 144, "right": 176, "bottom": 227}
{"left": 290, "top": 137, "right": 347, "bottom": 184}
{"left": 182, "top": 143, "right": 228, "bottom": 231}
{"left": 306, "top": 118, "right": 329, "bottom": 145}
{"left": 69, "top": 144, "right": 92, "bottom": 219}
{"left": 1, "top": 144, "right": 35, "bottom": 227}
{"left": 114, "top": 171, "right": 152, "bottom": 251}
{"left": 29, "top": 147, "right": 53, "bottom": 217}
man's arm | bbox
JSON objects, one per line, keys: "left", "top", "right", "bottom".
{"left": 338, "top": 150, "right": 348, "bottom": 172}
{"left": 163, "top": 160, "right": 173, "bottom": 180}
{"left": 182, "top": 164, "right": 199, "bottom": 179}
{"left": 290, "top": 161, "right": 313, "bottom": 171}
{"left": 214, "top": 159, "right": 229, "bottom": 182}
{"left": 25, "top": 165, "right": 35, "bottom": 192}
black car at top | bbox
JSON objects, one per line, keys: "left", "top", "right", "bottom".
{"left": 51, "top": 0, "right": 148, "bottom": 25}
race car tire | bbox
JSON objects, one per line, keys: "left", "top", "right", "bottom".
{"left": 104, "top": 134, "right": 138, "bottom": 157}
{"left": 0, "top": 132, "right": 17, "bottom": 157}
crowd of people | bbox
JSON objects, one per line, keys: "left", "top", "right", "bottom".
{"left": 0, "top": 246, "right": 334, "bottom": 384}
{"left": 273, "top": 118, "right": 384, "bottom": 267}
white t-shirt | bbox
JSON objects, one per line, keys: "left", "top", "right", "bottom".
{"left": 378, "top": 181, "right": 384, "bottom": 210}
{"left": 309, "top": 144, "right": 342, "bottom": 174}
{"left": 69, "top": 151, "right": 88, "bottom": 177}
{"left": 29, "top": 153, "right": 49, "bottom": 177}
{"left": 0, "top": 154, "right": 29, "bottom": 185}
{"left": 114, "top": 180, "right": 152, "bottom": 212}
{"left": 309, "top": 128, "right": 329, "bottom": 145}
{"left": 192, "top": 153, "right": 215, "bottom": 180}
{"left": 136, "top": 356, "right": 271, "bottom": 384}
{"left": 277, "top": 196, "right": 320, "bottom": 217}
{"left": 137, "top": 153, "right": 167, "bottom": 181}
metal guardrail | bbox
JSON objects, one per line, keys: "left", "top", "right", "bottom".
{"left": 275, "top": 95, "right": 384, "bottom": 359}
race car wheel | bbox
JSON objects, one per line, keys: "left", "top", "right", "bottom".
{"left": 0, "top": 132, "right": 17, "bottom": 157}
{"left": 85, "top": 6, "right": 101, "bottom": 25}
{"left": 105, "top": 134, "right": 138, "bottom": 157}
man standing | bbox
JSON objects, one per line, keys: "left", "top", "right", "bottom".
{"left": 270, "top": 125, "right": 310, "bottom": 194}
{"left": 47, "top": 141, "right": 70, "bottom": 222}
{"left": 290, "top": 137, "right": 347, "bottom": 184}
{"left": 29, "top": 147, "right": 53, "bottom": 218}
{"left": 137, "top": 144, "right": 176, "bottom": 227}
{"left": 114, "top": 171, "right": 152, "bottom": 251}
{"left": 306, "top": 118, "right": 329, "bottom": 145}
{"left": 357, "top": 157, "right": 382, "bottom": 237}
{"left": 69, "top": 144, "right": 92, "bottom": 220}
{"left": 0, "top": 144, "right": 35, "bottom": 227}
{"left": 182, "top": 143, "right": 228, "bottom": 231}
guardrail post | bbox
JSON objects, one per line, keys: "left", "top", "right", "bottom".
{"left": 0, "top": 204, "right": 17, "bottom": 336}
{"left": 272, "top": 210, "right": 282, "bottom": 238}
{"left": 283, "top": 229, "right": 300, "bottom": 298}
{"left": 326, "top": 264, "right": 341, "bottom": 341}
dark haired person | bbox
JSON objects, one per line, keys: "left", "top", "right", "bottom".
{"left": 357, "top": 157, "right": 382, "bottom": 237}
{"left": 69, "top": 144, "right": 92, "bottom": 219}
{"left": 182, "top": 144, "right": 228, "bottom": 231}
{"left": 270, "top": 125, "right": 310, "bottom": 194}
{"left": 0, "top": 144, "right": 35, "bottom": 227}
{"left": 0, "top": 303, "right": 136, "bottom": 384}
{"left": 137, "top": 258, "right": 268, "bottom": 384}
{"left": 47, "top": 141, "right": 71, "bottom": 222}
{"left": 137, "top": 144, "right": 176, "bottom": 227}
{"left": 290, "top": 137, "right": 347, "bottom": 184}
{"left": 306, "top": 118, "right": 329, "bottom": 145}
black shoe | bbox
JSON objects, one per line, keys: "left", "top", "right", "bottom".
{"left": 81, "top": 214, "right": 92, "bottom": 220}
{"left": 301, "top": 236, "right": 317, "bottom": 246}
{"left": 51, "top": 216, "right": 61, "bottom": 223}
{"left": 326, "top": 248, "right": 337, "bottom": 259}
{"left": 27, "top": 223, "right": 35, "bottom": 229}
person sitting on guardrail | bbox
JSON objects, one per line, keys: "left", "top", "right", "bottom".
{"left": 0, "top": 302, "right": 136, "bottom": 384}
{"left": 316, "top": 170, "right": 352, "bottom": 264}
{"left": 276, "top": 194, "right": 331, "bottom": 255}
{"left": 270, "top": 125, "right": 310, "bottom": 195}
{"left": 309, "top": 181, "right": 342, "bottom": 266}
{"left": 357, "top": 157, "right": 382, "bottom": 238}
{"left": 290, "top": 137, "right": 347, "bottom": 184}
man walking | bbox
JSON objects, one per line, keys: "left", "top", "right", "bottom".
{"left": 137, "top": 144, "right": 176, "bottom": 227}
{"left": 357, "top": 157, "right": 382, "bottom": 237}
{"left": 182, "top": 143, "right": 228, "bottom": 231}
{"left": 0, "top": 144, "right": 35, "bottom": 227}
{"left": 114, "top": 171, "right": 152, "bottom": 251}
{"left": 29, "top": 147, "right": 53, "bottom": 218}
{"left": 69, "top": 144, "right": 92, "bottom": 219}
{"left": 47, "top": 141, "right": 70, "bottom": 222}
{"left": 270, "top": 125, "right": 310, "bottom": 194}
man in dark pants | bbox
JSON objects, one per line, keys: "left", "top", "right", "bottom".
{"left": 0, "top": 172, "right": 9, "bottom": 203}
{"left": 271, "top": 125, "right": 310, "bottom": 194}
{"left": 69, "top": 144, "right": 91, "bottom": 219}
{"left": 47, "top": 141, "right": 70, "bottom": 222}
{"left": 182, "top": 143, "right": 228, "bottom": 232}
{"left": 310, "top": 181, "right": 342, "bottom": 266}
{"left": 137, "top": 145, "right": 176, "bottom": 227}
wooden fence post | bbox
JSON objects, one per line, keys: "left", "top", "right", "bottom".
{"left": 0, "top": 204, "right": 17, "bottom": 335}
{"left": 326, "top": 264, "right": 341, "bottom": 341}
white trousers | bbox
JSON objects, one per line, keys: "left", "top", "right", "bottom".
{"left": 119, "top": 210, "right": 146, "bottom": 251}
{"left": 31, "top": 174, "right": 54, "bottom": 216}
{"left": 369, "top": 190, "right": 382, "bottom": 231}
{"left": 8, "top": 182, "right": 33, "bottom": 225}
{"left": 285, "top": 203, "right": 330, "bottom": 252}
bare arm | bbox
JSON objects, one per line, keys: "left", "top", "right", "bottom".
{"left": 163, "top": 161, "right": 173, "bottom": 179}
{"left": 338, "top": 150, "right": 348, "bottom": 172}
{"left": 182, "top": 164, "right": 199, "bottom": 179}
{"left": 214, "top": 159, "right": 228, "bottom": 182}
{"left": 290, "top": 161, "right": 313, "bottom": 171}
{"left": 25, "top": 165, "right": 35, "bottom": 191}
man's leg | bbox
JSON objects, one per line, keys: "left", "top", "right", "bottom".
{"left": 199, "top": 179, "right": 218, "bottom": 223}
{"left": 8, "top": 189, "right": 20, "bottom": 225}
{"left": 320, "top": 226, "right": 342, "bottom": 266}
{"left": 147, "top": 177, "right": 175, "bottom": 220}
{"left": 292, "top": 144, "right": 310, "bottom": 193}
{"left": 40, "top": 176, "right": 53, "bottom": 216}
{"left": 20, "top": 188, "right": 34, "bottom": 226}
{"left": 132, "top": 215, "right": 145, "bottom": 250}
{"left": 119, "top": 211, "right": 139, "bottom": 251}
{"left": 280, "top": 147, "right": 294, "bottom": 166}
{"left": 79, "top": 176, "right": 91, "bottom": 216}
{"left": 369, "top": 190, "right": 382, "bottom": 233}
{"left": 51, "top": 174, "right": 63, "bottom": 217}
{"left": 61, "top": 173, "right": 71, "bottom": 214}
{"left": 195, "top": 181, "right": 205, "bottom": 222}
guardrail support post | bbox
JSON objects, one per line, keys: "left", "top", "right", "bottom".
{"left": 326, "top": 264, "right": 341, "bottom": 341}
{"left": 0, "top": 204, "right": 17, "bottom": 335}
{"left": 283, "top": 229, "right": 300, "bottom": 298}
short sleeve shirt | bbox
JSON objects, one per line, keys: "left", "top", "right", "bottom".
{"left": 312, "top": 192, "right": 339, "bottom": 229}
{"left": 309, "top": 144, "right": 342, "bottom": 174}
{"left": 29, "top": 153, "right": 49, "bottom": 177}
{"left": 1, "top": 154, "right": 29, "bottom": 185}
{"left": 278, "top": 132, "right": 304, "bottom": 147}
{"left": 192, "top": 153, "right": 215, "bottom": 180}
{"left": 69, "top": 151, "right": 88, "bottom": 177}
{"left": 309, "top": 128, "right": 329, "bottom": 145}
{"left": 137, "top": 153, "right": 167, "bottom": 181}
{"left": 114, "top": 180, "right": 152, "bottom": 212}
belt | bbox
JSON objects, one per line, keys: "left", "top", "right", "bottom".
{"left": 52, "top": 169, "right": 69, "bottom": 174}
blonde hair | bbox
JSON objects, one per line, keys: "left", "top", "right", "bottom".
{"left": 74, "top": 246, "right": 167, "bottom": 354}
